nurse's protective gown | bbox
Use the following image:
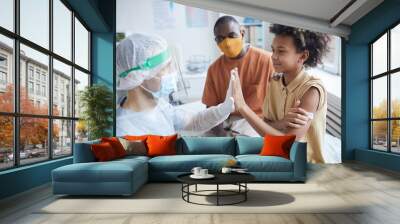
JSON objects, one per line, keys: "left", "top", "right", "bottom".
{"left": 116, "top": 97, "right": 233, "bottom": 136}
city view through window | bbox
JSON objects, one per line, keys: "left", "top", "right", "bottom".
{"left": 0, "top": 0, "right": 91, "bottom": 170}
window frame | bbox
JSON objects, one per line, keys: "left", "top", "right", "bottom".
{"left": 0, "top": 0, "right": 92, "bottom": 171}
{"left": 370, "top": 20, "right": 400, "bottom": 154}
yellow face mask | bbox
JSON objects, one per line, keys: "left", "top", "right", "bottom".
{"left": 217, "top": 37, "right": 243, "bottom": 58}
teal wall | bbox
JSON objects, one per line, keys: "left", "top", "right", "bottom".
{"left": 91, "top": 0, "right": 116, "bottom": 136}
{"left": 344, "top": 0, "right": 400, "bottom": 171}
{"left": 0, "top": 0, "right": 116, "bottom": 200}
{"left": 92, "top": 33, "right": 114, "bottom": 87}
{"left": 0, "top": 158, "right": 72, "bottom": 199}
{"left": 355, "top": 149, "right": 400, "bottom": 172}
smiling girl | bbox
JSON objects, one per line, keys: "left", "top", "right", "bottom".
{"left": 232, "top": 24, "right": 330, "bottom": 163}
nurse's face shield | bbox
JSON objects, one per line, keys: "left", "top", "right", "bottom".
{"left": 118, "top": 48, "right": 186, "bottom": 102}
{"left": 142, "top": 52, "right": 185, "bottom": 97}
{"left": 142, "top": 60, "right": 173, "bottom": 92}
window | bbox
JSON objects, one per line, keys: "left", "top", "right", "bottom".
{"left": 28, "top": 67, "right": 34, "bottom": 80}
{"left": 53, "top": 59, "right": 72, "bottom": 117}
{"left": 28, "top": 81, "right": 34, "bottom": 94}
{"left": 20, "top": 0, "right": 49, "bottom": 49}
{"left": 370, "top": 23, "right": 400, "bottom": 153}
{"left": 0, "top": 0, "right": 14, "bottom": 31}
{"left": 372, "top": 34, "right": 387, "bottom": 77}
{"left": 42, "top": 85, "right": 46, "bottom": 97}
{"left": 53, "top": 119, "right": 72, "bottom": 158}
{"left": 0, "top": 35, "right": 13, "bottom": 113}
{"left": 35, "top": 84, "right": 40, "bottom": 95}
{"left": 35, "top": 70, "right": 41, "bottom": 81}
{"left": 0, "top": 53, "right": 8, "bottom": 88}
{"left": 0, "top": 71, "right": 6, "bottom": 85}
{"left": 391, "top": 24, "right": 400, "bottom": 70}
{"left": 54, "top": 89, "right": 58, "bottom": 101}
{"left": 0, "top": 54, "right": 7, "bottom": 67}
{"left": 74, "top": 69, "right": 89, "bottom": 143}
{"left": 74, "top": 69, "right": 89, "bottom": 119}
{"left": 0, "top": 116, "right": 13, "bottom": 170}
{"left": 0, "top": 0, "right": 91, "bottom": 170}
{"left": 53, "top": 0, "right": 72, "bottom": 60}
{"left": 0, "top": 54, "right": 7, "bottom": 87}
{"left": 75, "top": 18, "right": 89, "bottom": 70}
{"left": 19, "top": 117, "right": 49, "bottom": 165}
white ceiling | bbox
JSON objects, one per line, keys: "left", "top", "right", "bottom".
{"left": 225, "top": 0, "right": 352, "bottom": 22}
{"left": 173, "top": 0, "right": 384, "bottom": 37}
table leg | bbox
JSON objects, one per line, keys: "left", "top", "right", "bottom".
{"left": 195, "top": 184, "right": 197, "bottom": 192}
{"left": 245, "top": 183, "right": 247, "bottom": 201}
{"left": 217, "top": 184, "right": 219, "bottom": 206}
{"left": 187, "top": 184, "right": 190, "bottom": 202}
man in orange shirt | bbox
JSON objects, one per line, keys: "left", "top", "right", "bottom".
{"left": 202, "top": 16, "right": 274, "bottom": 136}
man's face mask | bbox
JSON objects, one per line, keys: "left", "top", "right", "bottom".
{"left": 217, "top": 37, "right": 243, "bottom": 58}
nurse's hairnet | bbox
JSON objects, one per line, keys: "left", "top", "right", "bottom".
{"left": 116, "top": 33, "right": 171, "bottom": 91}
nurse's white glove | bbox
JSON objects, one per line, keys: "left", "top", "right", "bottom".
{"left": 178, "top": 71, "right": 235, "bottom": 134}
{"left": 218, "top": 73, "right": 235, "bottom": 115}
{"left": 216, "top": 97, "right": 234, "bottom": 117}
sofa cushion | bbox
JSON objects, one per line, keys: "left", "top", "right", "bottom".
{"left": 118, "top": 138, "right": 147, "bottom": 156}
{"left": 147, "top": 134, "right": 178, "bottom": 157}
{"left": 235, "top": 137, "right": 263, "bottom": 155}
{"left": 148, "top": 154, "right": 235, "bottom": 172}
{"left": 236, "top": 155, "right": 293, "bottom": 172}
{"left": 260, "top": 135, "right": 296, "bottom": 159}
{"left": 101, "top": 137, "right": 127, "bottom": 158}
{"left": 91, "top": 142, "right": 118, "bottom": 161}
{"left": 52, "top": 158, "right": 147, "bottom": 183}
{"left": 114, "top": 155, "right": 150, "bottom": 164}
{"left": 177, "top": 137, "right": 235, "bottom": 155}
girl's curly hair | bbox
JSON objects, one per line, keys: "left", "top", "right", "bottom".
{"left": 270, "top": 24, "right": 331, "bottom": 68}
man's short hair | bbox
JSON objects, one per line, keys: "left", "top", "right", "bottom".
{"left": 213, "top": 16, "right": 240, "bottom": 32}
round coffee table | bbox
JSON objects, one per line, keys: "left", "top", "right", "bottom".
{"left": 177, "top": 172, "right": 255, "bottom": 206}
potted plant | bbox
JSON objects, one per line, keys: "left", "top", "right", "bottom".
{"left": 79, "top": 84, "right": 113, "bottom": 140}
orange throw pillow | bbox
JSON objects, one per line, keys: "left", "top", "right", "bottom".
{"left": 146, "top": 134, "right": 178, "bottom": 157}
{"left": 124, "top": 135, "right": 153, "bottom": 150}
{"left": 101, "top": 137, "right": 127, "bottom": 158}
{"left": 259, "top": 135, "right": 296, "bottom": 159}
{"left": 91, "top": 142, "right": 117, "bottom": 161}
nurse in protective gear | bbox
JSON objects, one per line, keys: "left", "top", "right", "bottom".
{"left": 116, "top": 33, "right": 235, "bottom": 136}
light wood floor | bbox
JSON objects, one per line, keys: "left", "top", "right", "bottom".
{"left": 1, "top": 162, "right": 400, "bottom": 224}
